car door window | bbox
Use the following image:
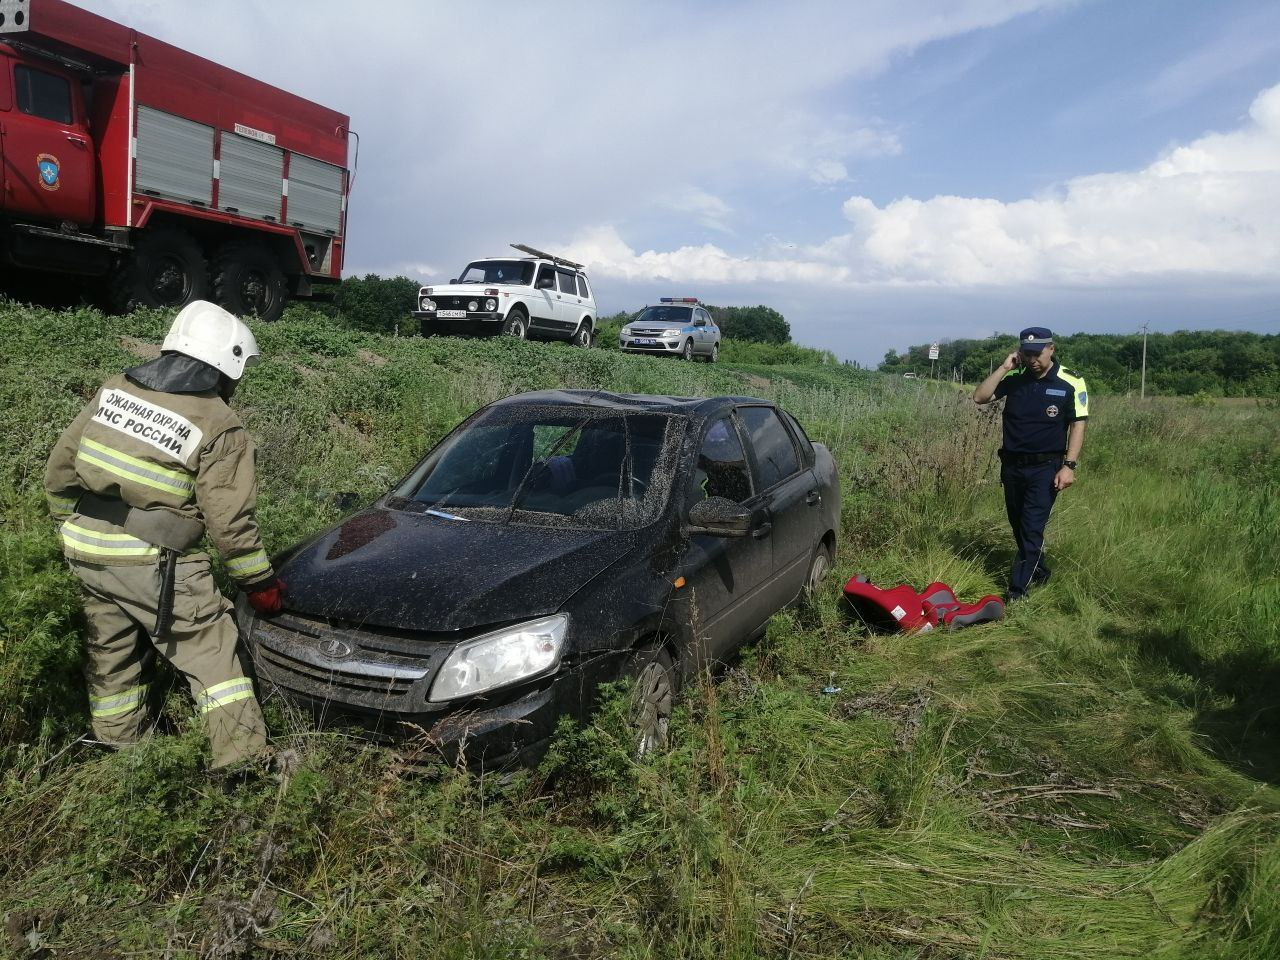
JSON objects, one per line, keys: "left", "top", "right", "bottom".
{"left": 576, "top": 275, "right": 590, "bottom": 298}
{"left": 690, "top": 417, "right": 753, "bottom": 504}
{"left": 557, "top": 269, "right": 578, "bottom": 294}
{"left": 739, "top": 406, "right": 800, "bottom": 491}
{"left": 536, "top": 265, "right": 555, "bottom": 289}
{"left": 15, "top": 66, "right": 72, "bottom": 124}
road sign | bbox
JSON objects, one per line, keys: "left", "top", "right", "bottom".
{"left": 928, "top": 342, "right": 940, "bottom": 361}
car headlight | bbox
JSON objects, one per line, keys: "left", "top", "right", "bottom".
{"left": 486, "top": 298, "right": 497, "bottom": 311}
{"left": 621, "top": 326, "right": 633, "bottom": 335}
{"left": 420, "top": 297, "right": 436, "bottom": 311}
{"left": 468, "top": 300, "right": 479, "bottom": 312}
{"left": 428, "top": 614, "right": 568, "bottom": 702}
{"left": 663, "top": 328, "right": 684, "bottom": 337}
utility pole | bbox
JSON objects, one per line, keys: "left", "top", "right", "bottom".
{"left": 1140, "top": 322, "right": 1149, "bottom": 399}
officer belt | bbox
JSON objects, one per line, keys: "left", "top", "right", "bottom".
{"left": 998, "top": 450, "right": 1064, "bottom": 466}
{"left": 76, "top": 493, "right": 205, "bottom": 551}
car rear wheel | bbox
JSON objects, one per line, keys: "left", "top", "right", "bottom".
{"left": 623, "top": 645, "right": 676, "bottom": 758}
{"left": 681, "top": 339, "right": 695, "bottom": 361}
{"left": 572, "top": 322, "right": 593, "bottom": 348}
{"left": 708, "top": 342, "right": 719, "bottom": 363}
{"left": 503, "top": 308, "right": 528, "bottom": 339}
{"left": 803, "top": 541, "right": 833, "bottom": 601}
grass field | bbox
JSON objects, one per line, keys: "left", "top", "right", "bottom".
{"left": 1, "top": 302, "right": 1277, "bottom": 958}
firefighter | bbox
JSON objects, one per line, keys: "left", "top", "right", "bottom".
{"left": 973, "top": 327, "right": 1088, "bottom": 600}
{"left": 44, "top": 300, "right": 286, "bottom": 771}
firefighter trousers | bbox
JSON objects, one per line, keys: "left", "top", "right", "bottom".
{"left": 70, "top": 554, "right": 267, "bottom": 769}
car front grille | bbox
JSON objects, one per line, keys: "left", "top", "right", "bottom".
{"left": 251, "top": 612, "right": 463, "bottom": 713}
{"left": 629, "top": 327, "right": 671, "bottom": 337}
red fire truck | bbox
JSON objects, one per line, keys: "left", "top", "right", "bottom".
{"left": 0, "top": 0, "right": 351, "bottom": 321}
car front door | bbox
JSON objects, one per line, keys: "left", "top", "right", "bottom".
{"left": 0, "top": 53, "right": 96, "bottom": 225}
{"left": 679, "top": 415, "right": 776, "bottom": 663}
{"left": 529, "top": 264, "right": 558, "bottom": 333}
{"left": 738, "top": 405, "right": 819, "bottom": 606}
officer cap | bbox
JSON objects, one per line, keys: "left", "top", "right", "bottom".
{"left": 1017, "top": 326, "right": 1054, "bottom": 352}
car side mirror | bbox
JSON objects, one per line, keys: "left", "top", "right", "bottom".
{"left": 694, "top": 319, "right": 706, "bottom": 327}
{"left": 537, "top": 277, "right": 555, "bottom": 289}
{"left": 449, "top": 278, "right": 458, "bottom": 284}
{"left": 687, "top": 496, "right": 751, "bottom": 538}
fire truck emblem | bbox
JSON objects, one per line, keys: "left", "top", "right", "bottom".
{"left": 36, "top": 154, "right": 61, "bottom": 191}
{"left": 1045, "top": 404, "right": 1060, "bottom": 418}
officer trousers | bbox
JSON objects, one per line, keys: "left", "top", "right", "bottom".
{"left": 70, "top": 555, "right": 267, "bottom": 769}
{"left": 1000, "top": 460, "right": 1059, "bottom": 599}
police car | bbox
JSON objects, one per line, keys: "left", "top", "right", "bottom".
{"left": 620, "top": 298, "right": 721, "bottom": 362}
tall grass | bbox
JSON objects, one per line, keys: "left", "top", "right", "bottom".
{"left": 1, "top": 304, "right": 1277, "bottom": 958}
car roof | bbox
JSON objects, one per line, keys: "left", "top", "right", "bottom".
{"left": 489, "top": 389, "right": 769, "bottom": 418}
{"left": 467, "top": 256, "right": 584, "bottom": 273}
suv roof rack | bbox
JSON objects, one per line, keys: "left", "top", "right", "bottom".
{"left": 510, "top": 243, "right": 584, "bottom": 271}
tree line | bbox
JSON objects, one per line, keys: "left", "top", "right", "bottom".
{"left": 880, "top": 330, "right": 1280, "bottom": 397}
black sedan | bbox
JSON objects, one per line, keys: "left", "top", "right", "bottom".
{"left": 244, "top": 390, "right": 841, "bottom": 766}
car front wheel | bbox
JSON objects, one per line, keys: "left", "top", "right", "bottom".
{"left": 681, "top": 339, "right": 695, "bottom": 361}
{"left": 623, "top": 645, "right": 676, "bottom": 758}
{"left": 503, "top": 309, "right": 528, "bottom": 339}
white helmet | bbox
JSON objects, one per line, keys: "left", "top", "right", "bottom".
{"left": 162, "top": 300, "right": 260, "bottom": 380}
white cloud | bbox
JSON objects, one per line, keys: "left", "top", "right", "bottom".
{"left": 657, "top": 188, "right": 734, "bottom": 233}
{"left": 568, "top": 84, "right": 1280, "bottom": 288}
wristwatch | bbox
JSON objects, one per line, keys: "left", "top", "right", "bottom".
{"left": 1063, "top": 459, "right": 1078, "bottom": 470}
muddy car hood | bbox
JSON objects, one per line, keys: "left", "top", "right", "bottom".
{"left": 276, "top": 506, "right": 638, "bottom": 632}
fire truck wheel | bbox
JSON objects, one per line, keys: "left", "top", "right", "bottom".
{"left": 111, "top": 229, "right": 210, "bottom": 312}
{"left": 212, "top": 243, "right": 288, "bottom": 322}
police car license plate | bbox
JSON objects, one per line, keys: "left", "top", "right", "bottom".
{"left": 632, "top": 338, "right": 658, "bottom": 345}
{"left": 437, "top": 309, "right": 467, "bottom": 318}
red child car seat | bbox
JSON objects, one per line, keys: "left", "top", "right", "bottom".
{"left": 843, "top": 575, "right": 1004, "bottom": 632}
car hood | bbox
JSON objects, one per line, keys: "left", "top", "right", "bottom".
{"left": 276, "top": 506, "right": 639, "bottom": 633}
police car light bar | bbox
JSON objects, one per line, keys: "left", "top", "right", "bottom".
{"left": 659, "top": 297, "right": 700, "bottom": 304}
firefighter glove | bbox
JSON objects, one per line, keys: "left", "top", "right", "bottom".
{"left": 246, "top": 578, "right": 286, "bottom": 616}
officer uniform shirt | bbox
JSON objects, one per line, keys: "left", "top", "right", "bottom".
{"left": 993, "top": 362, "right": 1089, "bottom": 454}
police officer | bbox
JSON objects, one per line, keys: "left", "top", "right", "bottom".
{"left": 44, "top": 301, "right": 286, "bottom": 771}
{"left": 973, "top": 327, "right": 1088, "bottom": 600}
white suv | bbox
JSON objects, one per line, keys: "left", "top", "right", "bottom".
{"left": 414, "top": 244, "right": 597, "bottom": 346}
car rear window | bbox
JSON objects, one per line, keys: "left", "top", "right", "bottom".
{"left": 392, "top": 408, "right": 685, "bottom": 530}
{"left": 557, "top": 269, "right": 578, "bottom": 294}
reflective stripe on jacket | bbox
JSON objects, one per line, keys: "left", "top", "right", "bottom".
{"left": 44, "top": 373, "right": 275, "bottom": 588}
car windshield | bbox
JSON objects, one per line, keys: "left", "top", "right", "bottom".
{"left": 389, "top": 407, "right": 685, "bottom": 530}
{"left": 457, "top": 260, "right": 534, "bottom": 285}
{"left": 634, "top": 305, "right": 693, "bottom": 325}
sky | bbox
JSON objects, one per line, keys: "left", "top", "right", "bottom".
{"left": 79, "top": 0, "right": 1280, "bottom": 363}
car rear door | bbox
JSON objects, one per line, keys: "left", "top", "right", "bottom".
{"left": 738, "top": 405, "right": 819, "bottom": 607}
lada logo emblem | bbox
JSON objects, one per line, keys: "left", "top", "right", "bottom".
{"left": 318, "top": 638, "right": 353, "bottom": 659}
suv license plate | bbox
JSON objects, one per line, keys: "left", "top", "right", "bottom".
{"left": 632, "top": 338, "right": 657, "bottom": 345}
{"left": 437, "top": 310, "right": 467, "bottom": 318}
